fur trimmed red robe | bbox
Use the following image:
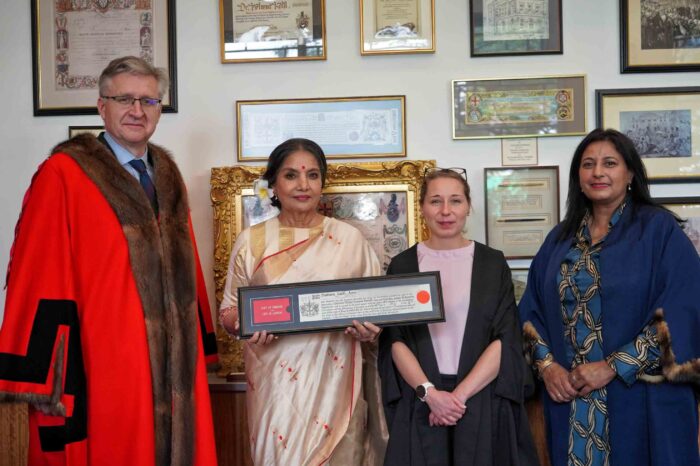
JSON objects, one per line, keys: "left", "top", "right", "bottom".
{"left": 0, "top": 134, "right": 218, "bottom": 466}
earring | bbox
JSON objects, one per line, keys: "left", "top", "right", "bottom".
{"left": 627, "top": 183, "right": 631, "bottom": 192}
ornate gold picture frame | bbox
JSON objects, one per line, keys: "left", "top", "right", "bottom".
{"left": 211, "top": 159, "right": 434, "bottom": 374}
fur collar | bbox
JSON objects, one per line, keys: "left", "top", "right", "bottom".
{"left": 52, "top": 134, "right": 197, "bottom": 466}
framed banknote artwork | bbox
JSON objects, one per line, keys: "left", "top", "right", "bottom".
{"left": 484, "top": 166, "right": 560, "bottom": 259}
{"left": 236, "top": 96, "right": 406, "bottom": 161}
{"left": 452, "top": 75, "right": 586, "bottom": 139}
{"left": 596, "top": 86, "right": 700, "bottom": 182}
{"left": 32, "top": 0, "right": 177, "bottom": 116}
{"left": 620, "top": 0, "right": 700, "bottom": 73}
{"left": 360, "top": 0, "right": 435, "bottom": 54}
{"left": 219, "top": 0, "right": 326, "bottom": 63}
{"left": 211, "top": 159, "right": 433, "bottom": 373}
{"left": 469, "top": 0, "right": 562, "bottom": 57}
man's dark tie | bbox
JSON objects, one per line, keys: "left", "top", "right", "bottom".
{"left": 128, "top": 159, "right": 158, "bottom": 214}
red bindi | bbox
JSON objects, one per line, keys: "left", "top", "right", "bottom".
{"left": 301, "top": 165, "right": 306, "bottom": 170}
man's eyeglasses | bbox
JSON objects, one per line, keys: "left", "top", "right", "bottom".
{"left": 101, "top": 95, "right": 162, "bottom": 108}
{"left": 424, "top": 167, "right": 467, "bottom": 179}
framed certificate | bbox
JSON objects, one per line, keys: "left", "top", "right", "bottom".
{"left": 596, "top": 86, "right": 700, "bottom": 182}
{"left": 68, "top": 125, "right": 104, "bottom": 138}
{"left": 452, "top": 75, "right": 586, "bottom": 139}
{"left": 470, "top": 0, "right": 562, "bottom": 57}
{"left": 654, "top": 197, "right": 700, "bottom": 255}
{"left": 236, "top": 96, "right": 406, "bottom": 161}
{"left": 32, "top": 0, "right": 177, "bottom": 116}
{"left": 238, "top": 272, "right": 444, "bottom": 338}
{"left": 219, "top": 0, "right": 326, "bottom": 63}
{"left": 484, "top": 166, "right": 560, "bottom": 259}
{"left": 621, "top": 0, "right": 700, "bottom": 73}
{"left": 360, "top": 0, "right": 435, "bottom": 54}
{"left": 212, "top": 159, "right": 433, "bottom": 372}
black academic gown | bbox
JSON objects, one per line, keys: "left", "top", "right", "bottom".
{"left": 378, "top": 243, "right": 538, "bottom": 466}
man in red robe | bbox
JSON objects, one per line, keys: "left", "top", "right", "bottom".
{"left": 0, "top": 56, "right": 218, "bottom": 466}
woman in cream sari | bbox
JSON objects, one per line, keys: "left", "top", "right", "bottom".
{"left": 220, "top": 138, "right": 388, "bottom": 465}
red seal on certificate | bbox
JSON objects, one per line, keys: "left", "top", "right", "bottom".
{"left": 416, "top": 290, "right": 431, "bottom": 304}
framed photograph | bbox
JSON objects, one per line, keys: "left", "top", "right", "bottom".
{"left": 238, "top": 272, "right": 444, "bottom": 338}
{"left": 219, "top": 0, "right": 326, "bottom": 63}
{"left": 470, "top": 0, "right": 562, "bottom": 57}
{"left": 236, "top": 96, "right": 406, "bottom": 161}
{"left": 211, "top": 159, "right": 433, "bottom": 372}
{"left": 68, "top": 125, "right": 103, "bottom": 138}
{"left": 510, "top": 267, "right": 529, "bottom": 305}
{"left": 620, "top": 0, "right": 700, "bottom": 73}
{"left": 452, "top": 75, "right": 586, "bottom": 140}
{"left": 654, "top": 197, "right": 700, "bottom": 255}
{"left": 484, "top": 166, "right": 560, "bottom": 259}
{"left": 596, "top": 86, "right": 700, "bottom": 182}
{"left": 360, "top": 0, "right": 435, "bottom": 54}
{"left": 32, "top": 0, "right": 177, "bottom": 116}
{"left": 501, "top": 138, "right": 538, "bottom": 166}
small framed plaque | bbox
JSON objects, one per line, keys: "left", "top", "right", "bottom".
{"left": 501, "top": 138, "right": 538, "bottom": 166}
{"left": 68, "top": 125, "right": 104, "bottom": 138}
{"left": 237, "top": 272, "right": 444, "bottom": 338}
{"left": 484, "top": 166, "right": 560, "bottom": 259}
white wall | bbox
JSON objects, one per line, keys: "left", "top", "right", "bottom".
{"left": 1, "top": 1, "right": 699, "bottom": 320}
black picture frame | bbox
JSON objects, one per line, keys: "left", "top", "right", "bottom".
{"left": 237, "top": 272, "right": 445, "bottom": 338}
{"left": 620, "top": 0, "right": 700, "bottom": 73}
{"left": 596, "top": 86, "right": 700, "bottom": 183}
{"left": 470, "top": 0, "right": 562, "bottom": 57}
{"left": 32, "top": 0, "right": 178, "bottom": 116}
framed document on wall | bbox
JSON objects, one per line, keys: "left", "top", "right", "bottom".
{"left": 620, "top": 0, "right": 700, "bottom": 73}
{"left": 32, "top": 0, "right": 177, "bottom": 116}
{"left": 219, "top": 0, "right": 326, "bottom": 63}
{"left": 484, "top": 166, "right": 560, "bottom": 259}
{"left": 470, "top": 0, "right": 562, "bottom": 57}
{"left": 236, "top": 96, "right": 406, "bottom": 161}
{"left": 654, "top": 197, "right": 700, "bottom": 255}
{"left": 452, "top": 75, "right": 586, "bottom": 139}
{"left": 360, "top": 0, "right": 435, "bottom": 54}
{"left": 596, "top": 86, "right": 700, "bottom": 182}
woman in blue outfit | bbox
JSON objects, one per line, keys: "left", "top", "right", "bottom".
{"left": 519, "top": 128, "right": 700, "bottom": 466}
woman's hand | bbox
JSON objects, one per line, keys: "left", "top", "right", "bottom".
{"left": 541, "top": 362, "right": 578, "bottom": 403}
{"left": 344, "top": 320, "right": 382, "bottom": 343}
{"left": 425, "top": 389, "right": 466, "bottom": 426}
{"left": 248, "top": 330, "right": 276, "bottom": 345}
{"left": 569, "top": 361, "right": 616, "bottom": 396}
{"left": 219, "top": 306, "right": 239, "bottom": 336}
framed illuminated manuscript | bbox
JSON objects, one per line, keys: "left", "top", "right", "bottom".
{"left": 484, "top": 166, "right": 560, "bottom": 259}
{"left": 596, "top": 86, "right": 700, "bottom": 182}
{"left": 360, "top": 0, "right": 435, "bottom": 54}
{"left": 452, "top": 75, "right": 586, "bottom": 139}
{"left": 211, "top": 159, "right": 434, "bottom": 373}
{"left": 470, "top": 0, "right": 562, "bottom": 57}
{"left": 236, "top": 96, "right": 406, "bottom": 161}
{"left": 219, "top": 0, "right": 326, "bottom": 63}
{"left": 32, "top": 0, "right": 177, "bottom": 115}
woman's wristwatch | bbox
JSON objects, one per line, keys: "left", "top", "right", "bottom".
{"left": 415, "top": 382, "right": 435, "bottom": 402}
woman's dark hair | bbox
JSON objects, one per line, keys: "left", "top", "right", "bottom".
{"left": 559, "top": 128, "right": 677, "bottom": 240}
{"left": 419, "top": 169, "right": 471, "bottom": 206}
{"left": 262, "top": 138, "right": 327, "bottom": 208}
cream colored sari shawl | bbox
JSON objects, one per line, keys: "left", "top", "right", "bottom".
{"left": 221, "top": 216, "right": 387, "bottom": 466}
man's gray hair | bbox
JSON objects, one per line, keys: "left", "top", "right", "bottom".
{"left": 98, "top": 56, "right": 169, "bottom": 98}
